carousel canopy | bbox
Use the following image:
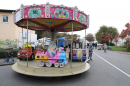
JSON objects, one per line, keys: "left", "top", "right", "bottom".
{"left": 13, "top": 2, "right": 89, "bottom": 32}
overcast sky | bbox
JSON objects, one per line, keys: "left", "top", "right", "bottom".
{"left": 1, "top": 0, "right": 130, "bottom": 38}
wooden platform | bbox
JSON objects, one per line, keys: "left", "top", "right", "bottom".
{"left": 12, "top": 60, "right": 90, "bottom": 77}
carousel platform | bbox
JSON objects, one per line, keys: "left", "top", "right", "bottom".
{"left": 12, "top": 60, "right": 90, "bottom": 77}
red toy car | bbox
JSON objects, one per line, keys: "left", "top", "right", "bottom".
{"left": 17, "top": 44, "right": 35, "bottom": 60}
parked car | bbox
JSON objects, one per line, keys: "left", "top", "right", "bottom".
{"left": 97, "top": 43, "right": 103, "bottom": 46}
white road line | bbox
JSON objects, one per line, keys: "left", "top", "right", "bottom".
{"left": 94, "top": 52, "right": 130, "bottom": 78}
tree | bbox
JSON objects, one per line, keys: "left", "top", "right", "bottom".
{"left": 35, "top": 31, "right": 67, "bottom": 40}
{"left": 119, "top": 30, "right": 127, "bottom": 39}
{"left": 114, "top": 35, "right": 118, "bottom": 47}
{"left": 56, "top": 32, "right": 67, "bottom": 39}
{"left": 35, "top": 31, "right": 42, "bottom": 39}
{"left": 86, "top": 33, "right": 94, "bottom": 42}
{"left": 98, "top": 35, "right": 109, "bottom": 43}
{"left": 126, "top": 38, "right": 130, "bottom": 47}
{"left": 123, "top": 23, "right": 130, "bottom": 52}
{"left": 119, "top": 29, "right": 127, "bottom": 45}
{"left": 95, "top": 25, "right": 119, "bottom": 43}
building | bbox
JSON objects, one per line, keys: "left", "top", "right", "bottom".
{"left": 0, "top": 9, "right": 35, "bottom": 48}
{"left": 112, "top": 37, "right": 128, "bottom": 46}
{"left": 19, "top": 32, "right": 37, "bottom": 48}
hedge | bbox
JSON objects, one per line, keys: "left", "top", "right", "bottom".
{"left": 110, "top": 46, "right": 127, "bottom": 51}
{"left": 0, "top": 49, "right": 20, "bottom": 59}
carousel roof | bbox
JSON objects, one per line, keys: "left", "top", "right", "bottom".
{"left": 13, "top": 2, "right": 89, "bottom": 32}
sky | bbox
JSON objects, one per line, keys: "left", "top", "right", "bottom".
{"left": 1, "top": 0, "right": 130, "bottom": 38}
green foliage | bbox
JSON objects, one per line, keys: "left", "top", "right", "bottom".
{"left": 124, "top": 39, "right": 130, "bottom": 52}
{"left": 127, "top": 47, "right": 130, "bottom": 52}
{"left": 35, "top": 31, "right": 66, "bottom": 39}
{"left": 35, "top": 31, "right": 42, "bottom": 39}
{"left": 86, "top": 33, "right": 94, "bottom": 42}
{"left": 106, "top": 42, "right": 115, "bottom": 46}
{"left": 95, "top": 25, "right": 119, "bottom": 43}
{"left": 0, "top": 49, "right": 20, "bottom": 58}
{"left": 56, "top": 33, "right": 64, "bottom": 39}
{"left": 110, "top": 46, "right": 126, "bottom": 51}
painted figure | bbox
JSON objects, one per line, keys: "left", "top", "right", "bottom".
{"left": 55, "top": 9, "right": 69, "bottom": 19}
{"left": 28, "top": 8, "right": 41, "bottom": 18}
{"left": 59, "top": 11, "right": 66, "bottom": 18}
{"left": 79, "top": 14, "right": 85, "bottom": 23}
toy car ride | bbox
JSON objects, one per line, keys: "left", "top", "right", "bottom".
{"left": 72, "top": 41, "right": 87, "bottom": 61}
{"left": 17, "top": 44, "right": 35, "bottom": 60}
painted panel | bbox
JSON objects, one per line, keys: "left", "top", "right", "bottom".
{"left": 48, "top": 41, "right": 56, "bottom": 56}
{"left": 15, "top": 10, "right": 21, "bottom": 23}
{"left": 24, "top": 6, "right": 45, "bottom": 19}
{"left": 0, "top": 39, "right": 17, "bottom": 49}
{"left": 77, "top": 12, "right": 87, "bottom": 25}
{"left": 50, "top": 5, "right": 73, "bottom": 20}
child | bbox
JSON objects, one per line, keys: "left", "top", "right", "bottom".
{"left": 88, "top": 44, "right": 93, "bottom": 61}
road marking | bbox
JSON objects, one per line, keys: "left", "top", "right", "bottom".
{"left": 94, "top": 52, "right": 130, "bottom": 78}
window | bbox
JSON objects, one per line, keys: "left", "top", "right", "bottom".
{"left": 2, "top": 15, "right": 8, "bottom": 23}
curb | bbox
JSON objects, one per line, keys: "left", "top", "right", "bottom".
{"left": 119, "top": 52, "right": 130, "bottom": 55}
{"left": 108, "top": 50, "right": 130, "bottom": 55}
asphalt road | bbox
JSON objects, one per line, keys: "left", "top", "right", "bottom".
{"left": 0, "top": 49, "right": 130, "bottom": 86}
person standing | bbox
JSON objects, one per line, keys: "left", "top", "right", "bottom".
{"left": 5, "top": 49, "right": 14, "bottom": 63}
{"left": 88, "top": 44, "right": 93, "bottom": 61}
{"left": 92, "top": 43, "right": 95, "bottom": 49}
{"left": 104, "top": 43, "right": 107, "bottom": 53}
{"left": 95, "top": 43, "right": 97, "bottom": 49}
{"left": 31, "top": 42, "right": 36, "bottom": 52}
{"left": 87, "top": 43, "right": 89, "bottom": 48}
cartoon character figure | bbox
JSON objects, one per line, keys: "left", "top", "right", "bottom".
{"left": 59, "top": 11, "right": 66, "bottom": 18}
{"left": 79, "top": 14, "right": 85, "bottom": 23}
{"left": 56, "top": 11, "right": 59, "bottom": 15}
{"left": 28, "top": 8, "right": 41, "bottom": 18}
{"left": 54, "top": 9, "right": 69, "bottom": 19}
{"left": 48, "top": 41, "right": 56, "bottom": 56}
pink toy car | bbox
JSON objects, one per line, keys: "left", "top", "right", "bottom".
{"left": 35, "top": 48, "right": 68, "bottom": 67}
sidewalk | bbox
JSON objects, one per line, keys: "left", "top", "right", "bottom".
{"left": 119, "top": 52, "right": 130, "bottom": 55}
{"left": 108, "top": 50, "right": 130, "bottom": 55}
{"left": 0, "top": 57, "right": 18, "bottom": 64}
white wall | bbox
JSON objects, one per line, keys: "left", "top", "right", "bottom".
{"left": 112, "top": 37, "right": 126, "bottom": 46}
{"left": 19, "top": 32, "right": 37, "bottom": 48}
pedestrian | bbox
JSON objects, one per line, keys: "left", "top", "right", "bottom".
{"left": 31, "top": 42, "right": 36, "bottom": 52}
{"left": 104, "top": 43, "right": 107, "bottom": 53}
{"left": 87, "top": 43, "right": 89, "bottom": 48}
{"left": 95, "top": 42, "right": 97, "bottom": 49}
{"left": 88, "top": 44, "right": 93, "bottom": 61}
{"left": 92, "top": 43, "right": 95, "bottom": 49}
{"left": 5, "top": 49, "right": 14, "bottom": 63}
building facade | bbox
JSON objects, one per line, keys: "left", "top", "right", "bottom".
{"left": 0, "top": 9, "right": 35, "bottom": 48}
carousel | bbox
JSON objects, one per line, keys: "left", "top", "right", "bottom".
{"left": 12, "top": 2, "right": 90, "bottom": 77}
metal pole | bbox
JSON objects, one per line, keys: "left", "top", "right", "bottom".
{"left": 85, "top": 28, "right": 87, "bottom": 61}
{"left": 85, "top": 28, "right": 86, "bottom": 49}
{"left": 22, "top": 28, "right": 23, "bottom": 47}
{"left": 27, "top": 20, "right": 28, "bottom": 67}
{"left": 43, "top": 37, "right": 44, "bottom": 48}
{"left": 71, "top": 22, "right": 73, "bottom": 73}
